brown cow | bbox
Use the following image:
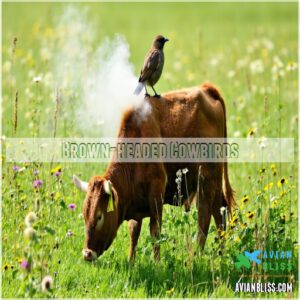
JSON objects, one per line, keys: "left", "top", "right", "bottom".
{"left": 73, "top": 82, "right": 235, "bottom": 261}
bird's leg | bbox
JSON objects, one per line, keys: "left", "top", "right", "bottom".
{"left": 144, "top": 86, "right": 150, "bottom": 97}
{"left": 151, "top": 86, "right": 160, "bottom": 98}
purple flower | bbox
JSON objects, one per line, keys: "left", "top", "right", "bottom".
{"left": 33, "top": 179, "right": 43, "bottom": 189}
{"left": 33, "top": 170, "right": 39, "bottom": 176}
{"left": 12, "top": 165, "right": 21, "bottom": 171}
{"left": 68, "top": 203, "right": 76, "bottom": 211}
{"left": 55, "top": 171, "right": 61, "bottom": 177}
{"left": 20, "top": 260, "right": 31, "bottom": 271}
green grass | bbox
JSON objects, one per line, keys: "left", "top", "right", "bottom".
{"left": 2, "top": 2, "right": 298, "bottom": 298}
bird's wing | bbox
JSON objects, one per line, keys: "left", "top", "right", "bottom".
{"left": 139, "top": 49, "right": 161, "bottom": 82}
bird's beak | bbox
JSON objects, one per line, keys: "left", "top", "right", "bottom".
{"left": 164, "top": 38, "right": 169, "bottom": 42}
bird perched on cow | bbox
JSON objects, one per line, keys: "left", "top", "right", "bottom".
{"left": 134, "top": 35, "right": 169, "bottom": 97}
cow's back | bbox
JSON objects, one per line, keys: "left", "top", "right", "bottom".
{"left": 114, "top": 83, "right": 227, "bottom": 209}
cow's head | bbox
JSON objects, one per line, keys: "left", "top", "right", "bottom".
{"left": 73, "top": 175, "right": 118, "bottom": 261}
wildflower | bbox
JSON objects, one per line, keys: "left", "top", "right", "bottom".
{"left": 51, "top": 165, "right": 61, "bottom": 175}
{"left": 55, "top": 171, "right": 61, "bottom": 177}
{"left": 41, "top": 275, "right": 53, "bottom": 292}
{"left": 33, "top": 76, "right": 41, "bottom": 83}
{"left": 246, "top": 211, "right": 255, "bottom": 220}
{"left": 256, "top": 190, "right": 262, "bottom": 195}
{"left": 259, "top": 168, "right": 265, "bottom": 174}
{"left": 3, "top": 263, "right": 10, "bottom": 271}
{"left": 270, "top": 197, "right": 278, "bottom": 208}
{"left": 166, "top": 287, "right": 174, "bottom": 295}
{"left": 264, "top": 182, "right": 273, "bottom": 191}
{"left": 182, "top": 168, "right": 189, "bottom": 174}
{"left": 241, "top": 195, "right": 249, "bottom": 204}
{"left": 33, "top": 179, "right": 43, "bottom": 189}
{"left": 250, "top": 59, "right": 264, "bottom": 74}
{"left": 33, "top": 170, "right": 39, "bottom": 176}
{"left": 12, "top": 165, "right": 21, "bottom": 171}
{"left": 176, "top": 169, "right": 182, "bottom": 177}
{"left": 227, "top": 70, "right": 235, "bottom": 78}
{"left": 277, "top": 177, "right": 288, "bottom": 188}
{"left": 220, "top": 231, "right": 226, "bottom": 238}
{"left": 66, "top": 229, "right": 73, "bottom": 237}
{"left": 24, "top": 227, "right": 37, "bottom": 240}
{"left": 25, "top": 212, "right": 37, "bottom": 227}
{"left": 286, "top": 61, "right": 297, "bottom": 71}
{"left": 20, "top": 259, "right": 31, "bottom": 271}
{"left": 247, "top": 127, "right": 257, "bottom": 137}
{"left": 230, "top": 214, "right": 238, "bottom": 227}
{"left": 68, "top": 203, "right": 76, "bottom": 211}
{"left": 270, "top": 164, "right": 277, "bottom": 176}
{"left": 220, "top": 206, "right": 226, "bottom": 215}
{"left": 234, "top": 236, "right": 241, "bottom": 243}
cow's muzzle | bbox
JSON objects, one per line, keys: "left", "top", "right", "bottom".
{"left": 82, "top": 249, "right": 97, "bottom": 261}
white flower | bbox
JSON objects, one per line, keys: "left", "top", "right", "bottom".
{"left": 41, "top": 275, "right": 53, "bottom": 292}
{"left": 258, "top": 136, "right": 267, "bottom": 150}
{"left": 220, "top": 207, "right": 226, "bottom": 214}
{"left": 24, "top": 227, "right": 37, "bottom": 240}
{"left": 176, "top": 169, "right": 182, "bottom": 177}
{"left": 227, "top": 70, "right": 236, "bottom": 78}
{"left": 286, "top": 62, "right": 297, "bottom": 72}
{"left": 33, "top": 76, "right": 41, "bottom": 83}
{"left": 182, "top": 168, "right": 189, "bottom": 174}
{"left": 250, "top": 60, "right": 264, "bottom": 74}
{"left": 25, "top": 212, "right": 37, "bottom": 227}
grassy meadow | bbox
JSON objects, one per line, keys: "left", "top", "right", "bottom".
{"left": 2, "top": 2, "right": 298, "bottom": 298}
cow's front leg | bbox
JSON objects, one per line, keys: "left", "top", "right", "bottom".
{"left": 128, "top": 219, "right": 142, "bottom": 262}
{"left": 150, "top": 208, "right": 162, "bottom": 261}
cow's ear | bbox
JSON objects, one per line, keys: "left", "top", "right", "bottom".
{"left": 104, "top": 180, "right": 114, "bottom": 212}
{"left": 103, "top": 179, "right": 112, "bottom": 195}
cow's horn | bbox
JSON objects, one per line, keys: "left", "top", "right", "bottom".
{"left": 104, "top": 179, "right": 112, "bottom": 195}
{"left": 73, "top": 175, "right": 88, "bottom": 192}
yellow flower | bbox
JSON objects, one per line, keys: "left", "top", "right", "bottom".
{"left": 166, "top": 287, "right": 174, "bottom": 295}
{"left": 260, "top": 168, "right": 265, "bottom": 174}
{"left": 234, "top": 236, "right": 241, "bottom": 243}
{"left": 264, "top": 182, "right": 273, "bottom": 191}
{"left": 241, "top": 195, "right": 249, "bottom": 204}
{"left": 247, "top": 127, "right": 257, "bottom": 137}
{"left": 256, "top": 190, "right": 262, "bottom": 195}
{"left": 277, "top": 178, "right": 288, "bottom": 188}
{"left": 20, "top": 194, "right": 27, "bottom": 201}
{"left": 241, "top": 222, "right": 247, "bottom": 230}
{"left": 54, "top": 192, "right": 61, "bottom": 201}
{"left": 3, "top": 263, "right": 10, "bottom": 271}
{"left": 270, "top": 199, "right": 278, "bottom": 208}
{"left": 270, "top": 164, "right": 277, "bottom": 176}
{"left": 51, "top": 165, "right": 62, "bottom": 175}
{"left": 246, "top": 211, "right": 255, "bottom": 220}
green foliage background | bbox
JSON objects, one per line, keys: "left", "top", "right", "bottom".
{"left": 2, "top": 2, "right": 298, "bottom": 298}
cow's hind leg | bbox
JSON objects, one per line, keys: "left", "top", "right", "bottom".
{"left": 149, "top": 179, "right": 165, "bottom": 261}
{"left": 128, "top": 219, "right": 142, "bottom": 262}
{"left": 197, "top": 177, "right": 215, "bottom": 249}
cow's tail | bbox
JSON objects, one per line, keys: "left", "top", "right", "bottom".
{"left": 201, "top": 82, "right": 236, "bottom": 214}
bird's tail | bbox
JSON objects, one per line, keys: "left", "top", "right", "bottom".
{"left": 134, "top": 82, "right": 145, "bottom": 95}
